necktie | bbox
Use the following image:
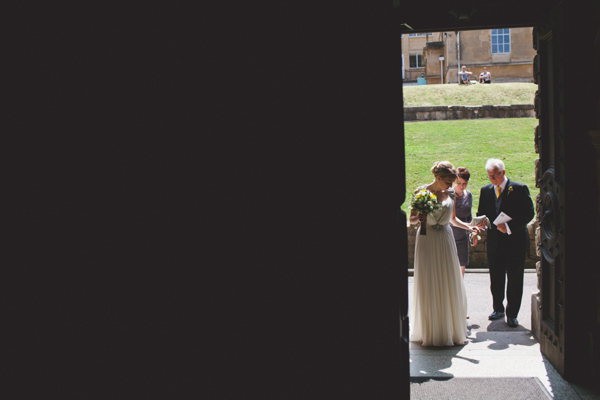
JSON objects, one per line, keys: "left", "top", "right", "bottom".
{"left": 496, "top": 186, "right": 501, "bottom": 198}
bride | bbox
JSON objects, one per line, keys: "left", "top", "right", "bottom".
{"left": 409, "top": 161, "right": 480, "bottom": 346}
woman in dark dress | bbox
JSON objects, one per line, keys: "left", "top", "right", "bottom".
{"left": 451, "top": 167, "right": 474, "bottom": 277}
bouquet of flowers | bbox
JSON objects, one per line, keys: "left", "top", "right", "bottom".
{"left": 410, "top": 188, "right": 441, "bottom": 235}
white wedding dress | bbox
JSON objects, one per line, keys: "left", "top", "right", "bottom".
{"left": 410, "top": 193, "right": 468, "bottom": 346}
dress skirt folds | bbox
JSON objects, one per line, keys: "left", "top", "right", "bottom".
{"left": 411, "top": 196, "right": 468, "bottom": 346}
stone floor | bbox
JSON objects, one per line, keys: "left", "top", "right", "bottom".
{"left": 408, "top": 270, "right": 600, "bottom": 399}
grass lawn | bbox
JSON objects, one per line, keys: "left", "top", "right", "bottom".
{"left": 403, "top": 82, "right": 537, "bottom": 107}
{"left": 402, "top": 117, "right": 539, "bottom": 215}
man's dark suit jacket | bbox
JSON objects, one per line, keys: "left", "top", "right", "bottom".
{"left": 477, "top": 180, "right": 535, "bottom": 256}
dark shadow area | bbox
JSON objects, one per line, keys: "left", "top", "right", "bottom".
{"left": 7, "top": 2, "right": 408, "bottom": 398}
{"left": 470, "top": 331, "right": 538, "bottom": 350}
{"left": 411, "top": 376, "right": 453, "bottom": 382}
{"left": 409, "top": 347, "right": 459, "bottom": 379}
{"left": 7, "top": 1, "right": 600, "bottom": 398}
{"left": 486, "top": 319, "right": 529, "bottom": 332}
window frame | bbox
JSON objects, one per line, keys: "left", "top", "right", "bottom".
{"left": 491, "top": 28, "right": 511, "bottom": 54}
{"left": 409, "top": 54, "right": 425, "bottom": 68}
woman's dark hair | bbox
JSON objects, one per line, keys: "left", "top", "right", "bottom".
{"left": 456, "top": 167, "right": 470, "bottom": 181}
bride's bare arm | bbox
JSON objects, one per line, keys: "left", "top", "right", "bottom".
{"left": 450, "top": 200, "right": 479, "bottom": 233}
{"left": 409, "top": 210, "right": 427, "bottom": 225}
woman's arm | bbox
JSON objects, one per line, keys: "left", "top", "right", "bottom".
{"left": 409, "top": 210, "right": 427, "bottom": 225}
{"left": 450, "top": 199, "right": 479, "bottom": 233}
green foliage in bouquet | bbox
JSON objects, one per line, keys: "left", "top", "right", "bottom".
{"left": 410, "top": 189, "right": 441, "bottom": 215}
{"left": 410, "top": 188, "right": 442, "bottom": 236}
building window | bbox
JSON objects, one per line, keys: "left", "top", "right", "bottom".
{"left": 491, "top": 28, "right": 510, "bottom": 54}
{"left": 410, "top": 54, "right": 425, "bottom": 68}
{"left": 409, "top": 33, "right": 433, "bottom": 37}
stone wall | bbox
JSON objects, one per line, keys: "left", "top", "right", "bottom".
{"left": 404, "top": 104, "right": 534, "bottom": 121}
{"left": 446, "top": 63, "right": 534, "bottom": 85}
{"left": 407, "top": 219, "right": 539, "bottom": 269}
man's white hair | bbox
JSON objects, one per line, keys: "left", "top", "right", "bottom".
{"left": 485, "top": 158, "right": 505, "bottom": 171}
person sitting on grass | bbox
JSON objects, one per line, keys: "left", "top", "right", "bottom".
{"left": 460, "top": 66, "right": 472, "bottom": 84}
{"left": 479, "top": 67, "right": 492, "bottom": 84}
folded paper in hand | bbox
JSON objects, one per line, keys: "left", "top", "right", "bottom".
{"left": 493, "top": 212, "right": 512, "bottom": 235}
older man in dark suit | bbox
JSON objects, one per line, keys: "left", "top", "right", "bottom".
{"left": 477, "top": 159, "right": 535, "bottom": 327}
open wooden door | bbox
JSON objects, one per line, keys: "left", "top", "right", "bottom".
{"left": 532, "top": 4, "right": 567, "bottom": 376}
{"left": 533, "top": 3, "right": 600, "bottom": 386}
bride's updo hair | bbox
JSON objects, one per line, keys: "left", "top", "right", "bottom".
{"left": 431, "top": 161, "right": 458, "bottom": 179}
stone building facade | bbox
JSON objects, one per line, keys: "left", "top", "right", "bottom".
{"left": 402, "top": 28, "right": 536, "bottom": 84}
{"left": 401, "top": 33, "right": 433, "bottom": 81}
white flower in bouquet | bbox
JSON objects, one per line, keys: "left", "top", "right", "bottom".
{"left": 410, "top": 189, "right": 441, "bottom": 215}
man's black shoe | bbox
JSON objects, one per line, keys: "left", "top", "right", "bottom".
{"left": 488, "top": 311, "right": 505, "bottom": 320}
{"left": 507, "top": 317, "right": 519, "bottom": 327}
